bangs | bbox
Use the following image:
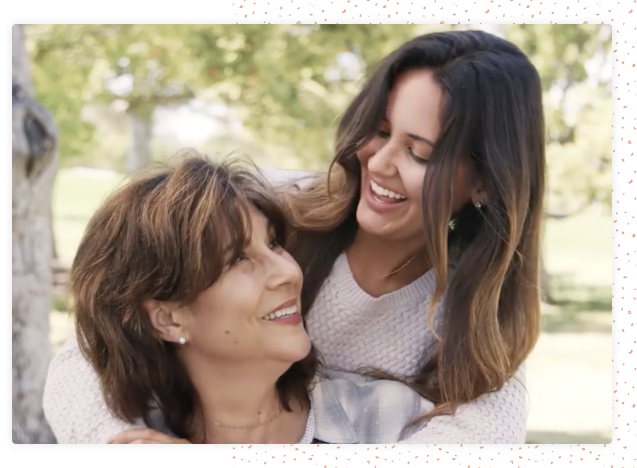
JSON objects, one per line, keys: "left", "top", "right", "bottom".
{"left": 214, "top": 196, "right": 254, "bottom": 269}
{"left": 189, "top": 165, "right": 290, "bottom": 296}
{"left": 130, "top": 154, "right": 291, "bottom": 305}
{"left": 218, "top": 187, "right": 290, "bottom": 267}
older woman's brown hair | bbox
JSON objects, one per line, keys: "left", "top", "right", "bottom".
{"left": 71, "top": 152, "right": 318, "bottom": 439}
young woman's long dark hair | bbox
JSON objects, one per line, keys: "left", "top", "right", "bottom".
{"left": 285, "top": 30, "right": 545, "bottom": 419}
{"left": 71, "top": 153, "right": 318, "bottom": 439}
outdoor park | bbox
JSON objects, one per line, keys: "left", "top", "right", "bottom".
{"left": 13, "top": 24, "right": 611, "bottom": 444}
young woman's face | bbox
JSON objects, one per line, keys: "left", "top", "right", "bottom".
{"left": 355, "top": 68, "right": 473, "bottom": 243}
{"left": 179, "top": 205, "right": 311, "bottom": 366}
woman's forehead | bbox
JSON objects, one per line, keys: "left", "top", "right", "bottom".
{"left": 385, "top": 69, "right": 443, "bottom": 142}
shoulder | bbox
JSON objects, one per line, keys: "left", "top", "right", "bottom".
{"left": 260, "top": 168, "right": 323, "bottom": 191}
{"left": 43, "top": 334, "right": 142, "bottom": 443}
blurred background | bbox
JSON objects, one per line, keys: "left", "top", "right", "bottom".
{"left": 12, "top": 24, "right": 611, "bottom": 443}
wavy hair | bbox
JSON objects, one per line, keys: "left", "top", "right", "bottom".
{"left": 71, "top": 152, "right": 318, "bottom": 439}
{"left": 285, "top": 30, "right": 545, "bottom": 419}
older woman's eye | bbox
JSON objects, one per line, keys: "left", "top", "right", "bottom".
{"left": 376, "top": 129, "right": 391, "bottom": 139}
{"left": 232, "top": 253, "right": 249, "bottom": 265}
{"left": 269, "top": 234, "right": 287, "bottom": 252}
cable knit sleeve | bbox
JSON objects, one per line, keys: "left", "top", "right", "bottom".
{"left": 400, "top": 364, "right": 528, "bottom": 444}
{"left": 43, "top": 333, "right": 144, "bottom": 443}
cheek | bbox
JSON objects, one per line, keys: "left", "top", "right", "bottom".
{"left": 192, "top": 306, "right": 256, "bottom": 352}
{"left": 281, "top": 252, "right": 304, "bottom": 288}
{"left": 188, "top": 277, "right": 261, "bottom": 343}
{"left": 356, "top": 138, "right": 384, "bottom": 168}
{"left": 400, "top": 164, "right": 427, "bottom": 203}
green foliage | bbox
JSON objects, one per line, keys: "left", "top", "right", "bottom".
{"left": 27, "top": 24, "right": 611, "bottom": 207}
{"left": 27, "top": 25, "right": 97, "bottom": 162}
{"left": 27, "top": 25, "right": 207, "bottom": 164}
{"left": 188, "top": 25, "right": 454, "bottom": 169}
{"left": 504, "top": 24, "right": 612, "bottom": 213}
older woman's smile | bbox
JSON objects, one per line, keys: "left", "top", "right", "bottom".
{"left": 262, "top": 300, "right": 301, "bottom": 325}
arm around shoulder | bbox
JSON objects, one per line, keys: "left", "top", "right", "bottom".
{"left": 43, "top": 333, "right": 143, "bottom": 443}
{"left": 399, "top": 364, "right": 529, "bottom": 444}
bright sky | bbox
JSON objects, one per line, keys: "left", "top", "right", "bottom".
{"left": 153, "top": 105, "right": 223, "bottom": 144}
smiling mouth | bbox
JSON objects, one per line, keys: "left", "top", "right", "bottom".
{"left": 262, "top": 305, "right": 299, "bottom": 321}
{"left": 369, "top": 180, "right": 407, "bottom": 204}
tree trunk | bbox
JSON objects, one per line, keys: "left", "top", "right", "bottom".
{"left": 126, "top": 108, "right": 153, "bottom": 173}
{"left": 50, "top": 204, "right": 57, "bottom": 260}
{"left": 12, "top": 24, "right": 57, "bottom": 444}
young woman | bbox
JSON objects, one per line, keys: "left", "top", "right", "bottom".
{"left": 44, "top": 29, "right": 544, "bottom": 444}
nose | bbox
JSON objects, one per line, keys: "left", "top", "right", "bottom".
{"left": 366, "top": 139, "right": 399, "bottom": 178}
{"left": 265, "top": 249, "right": 303, "bottom": 292}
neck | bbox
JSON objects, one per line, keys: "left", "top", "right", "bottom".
{"left": 180, "top": 353, "right": 307, "bottom": 444}
{"left": 346, "top": 229, "right": 429, "bottom": 297}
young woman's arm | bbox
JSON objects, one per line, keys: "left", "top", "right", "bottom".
{"left": 313, "top": 367, "right": 526, "bottom": 444}
{"left": 399, "top": 365, "right": 528, "bottom": 444}
{"left": 43, "top": 334, "right": 144, "bottom": 443}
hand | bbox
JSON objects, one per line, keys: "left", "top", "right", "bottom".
{"left": 108, "top": 428, "right": 192, "bottom": 444}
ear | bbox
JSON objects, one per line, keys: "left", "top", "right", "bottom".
{"left": 470, "top": 189, "right": 488, "bottom": 207}
{"left": 143, "top": 299, "right": 190, "bottom": 344}
{"left": 470, "top": 177, "right": 489, "bottom": 208}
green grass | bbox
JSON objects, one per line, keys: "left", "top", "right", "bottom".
{"left": 52, "top": 168, "right": 125, "bottom": 264}
{"left": 542, "top": 206, "right": 611, "bottom": 300}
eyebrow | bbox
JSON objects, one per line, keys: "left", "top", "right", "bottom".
{"left": 406, "top": 133, "right": 436, "bottom": 148}
{"left": 381, "top": 118, "right": 436, "bottom": 147}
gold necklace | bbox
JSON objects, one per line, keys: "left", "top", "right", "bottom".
{"left": 210, "top": 407, "right": 283, "bottom": 430}
{"left": 380, "top": 255, "right": 416, "bottom": 278}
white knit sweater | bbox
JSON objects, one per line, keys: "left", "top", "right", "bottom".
{"left": 43, "top": 252, "right": 528, "bottom": 444}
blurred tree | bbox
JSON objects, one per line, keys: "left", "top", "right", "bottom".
{"left": 504, "top": 24, "right": 612, "bottom": 216}
{"left": 27, "top": 25, "right": 204, "bottom": 172}
{"left": 27, "top": 24, "right": 456, "bottom": 171}
{"left": 25, "top": 24, "right": 610, "bottom": 305}
{"left": 27, "top": 24, "right": 610, "bottom": 178}
{"left": 12, "top": 24, "right": 57, "bottom": 443}
{"left": 27, "top": 25, "right": 96, "bottom": 167}
{"left": 503, "top": 24, "right": 611, "bottom": 301}
{"left": 190, "top": 24, "right": 454, "bottom": 169}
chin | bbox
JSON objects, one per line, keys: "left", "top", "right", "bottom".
{"left": 279, "top": 334, "right": 313, "bottom": 364}
{"left": 355, "top": 201, "right": 397, "bottom": 238}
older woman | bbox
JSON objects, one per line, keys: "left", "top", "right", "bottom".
{"left": 45, "top": 153, "right": 433, "bottom": 444}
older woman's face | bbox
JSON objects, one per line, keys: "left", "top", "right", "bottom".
{"left": 179, "top": 205, "right": 311, "bottom": 365}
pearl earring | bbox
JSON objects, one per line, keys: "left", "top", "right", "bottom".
{"left": 177, "top": 337, "right": 186, "bottom": 345}
{"left": 474, "top": 202, "right": 482, "bottom": 209}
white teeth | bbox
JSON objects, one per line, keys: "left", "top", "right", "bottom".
{"left": 263, "top": 305, "right": 298, "bottom": 321}
{"left": 370, "top": 180, "right": 406, "bottom": 200}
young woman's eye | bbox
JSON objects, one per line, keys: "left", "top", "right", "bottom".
{"left": 376, "top": 129, "right": 390, "bottom": 139}
{"left": 269, "top": 238, "right": 282, "bottom": 250}
{"left": 406, "top": 147, "right": 429, "bottom": 164}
